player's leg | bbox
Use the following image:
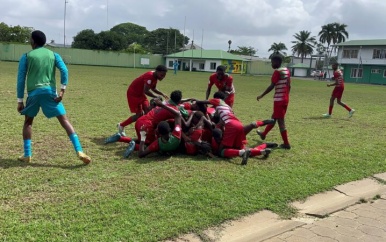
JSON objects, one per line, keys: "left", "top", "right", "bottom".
{"left": 337, "top": 95, "right": 355, "bottom": 117}
{"left": 244, "top": 119, "right": 275, "bottom": 135}
{"left": 19, "top": 115, "right": 34, "bottom": 162}
{"left": 323, "top": 96, "right": 335, "bottom": 117}
{"left": 277, "top": 118, "right": 290, "bottom": 149}
{"left": 57, "top": 115, "right": 91, "bottom": 164}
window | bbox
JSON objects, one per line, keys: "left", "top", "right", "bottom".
{"left": 371, "top": 69, "right": 381, "bottom": 74}
{"left": 350, "top": 68, "right": 363, "bottom": 78}
{"left": 199, "top": 63, "right": 205, "bottom": 70}
{"left": 373, "top": 49, "right": 386, "bottom": 59}
{"left": 210, "top": 62, "right": 217, "bottom": 70}
{"left": 168, "top": 60, "right": 174, "bottom": 67}
{"left": 342, "top": 49, "right": 358, "bottom": 59}
{"left": 383, "top": 70, "right": 386, "bottom": 78}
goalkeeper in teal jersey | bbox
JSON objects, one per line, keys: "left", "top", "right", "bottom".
{"left": 138, "top": 99, "right": 182, "bottom": 158}
{"left": 16, "top": 30, "right": 91, "bottom": 164}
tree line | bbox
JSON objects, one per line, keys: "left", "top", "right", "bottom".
{"left": 1, "top": 21, "right": 348, "bottom": 61}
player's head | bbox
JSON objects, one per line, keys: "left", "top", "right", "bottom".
{"left": 192, "top": 111, "right": 204, "bottom": 124}
{"left": 331, "top": 62, "right": 339, "bottom": 70}
{"left": 271, "top": 54, "right": 283, "bottom": 69}
{"left": 212, "top": 128, "right": 223, "bottom": 144}
{"left": 30, "top": 30, "right": 46, "bottom": 48}
{"left": 213, "top": 91, "right": 226, "bottom": 100}
{"left": 157, "top": 121, "right": 171, "bottom": 136}
{"left": 170, "top": 90, "right": 182, "bottom": 104}
{"left": 216, "top": 65, "right": 226, "bottom": 80}
{"left": 155, "top": 65, "right": 168, "bottom": 80}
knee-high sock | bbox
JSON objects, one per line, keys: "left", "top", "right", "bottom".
{"left": 250, "top": 149, "right": 262, "bottom": 157}
{"left": 329, "top": 106, "right": 333, "bottom": 115}
{"left": 119, "top": 136, "right": 132, "bottom": 143}
{"left": 120, "top": 116, "right": 134, "bottom": 128}
{"left": 280, "top": 128, "right": 289, "bottom": 145}
{"left": 343, "top": 104, "right": 351, "bottom": 111}
{"left": 222, "top": 149, "right": 243, "bottom": 158}
{"left": 262, "top": 124, "right": 275, "bottom": 136}
{"left": 24, "top": 139, "right": 32, "bottom": 157}
{"left": 69, "top": 133, "right": 83, "bottom": 152}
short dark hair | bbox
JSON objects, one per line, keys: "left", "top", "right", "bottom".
{"left": 216, "top": 65, "right": 226, "bottom": 72}
{"left": 156, "top": 65, "right": 167, "bottom": 72}
{"left": 212, "top": 128, "right": 223, "bottom": 139}
{"left": 157, "top": 121, "right": 171, "bottom": 135}
{"left": 170, "top": 90, "right": 182, "bottom": 104}
{"left": 271, "top": 54, "right": 283, "bottom": 63}
{"left": 31, "top": 30, "right": 46, "bottom": 47}
{"left": 213, "top": 91, "right": 226, "bottom": 100}
{"left": 193, "top": 111, "right": 204, "bottom": 120}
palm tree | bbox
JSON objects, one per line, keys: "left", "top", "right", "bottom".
{"left": 291, "top": 30, "right": 316, "bottom": 63}
{"left": 268, "top": 42, "right": 287, "bottom": 58}
{"left": 318, "top": 22, "right": 349, "bottom": 53}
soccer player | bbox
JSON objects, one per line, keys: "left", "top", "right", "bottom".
{"left": 173, "top": 60, "right": 179, "bottom": 74}
{"left": 117, "top": 65, "right": 169, "bottom": 135}
{"left": 16, "top": 30, "right": 91, "bottom": 164}
{"left": 323, "top": 63, "right": 355, "bottom": 118}
{"left": 206, "top": 65, "right": 235, "bottom": 107}
{"left": 137, "top": 100, "right": 183, "bottom": 158}
{"left": 256, "top": 54, "right": 291, "bottom": 149}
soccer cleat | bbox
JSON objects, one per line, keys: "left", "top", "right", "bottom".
{"left": 117, "top": 123, "right": 125, "bottom": 136}
{"left": 18, "top": 155, "right": 31, "bottom": 162}
{"left": 77, "top": 151, "right": 91, "bottom": 164}
{"left": 265, "top": 142, "right": 278, "bottom": 148}
{"left": 279, "top": 144, "right": 291, "bottom": 150}
{"left": 322, "top": 113, "right": 331, "bottom": 118}
{"left": 104, "top": 133, "right": 121, "bottom": 144}
{"left": 241, "top": 149, "right": 251, "bottom": 166}
{"left": 349, "top": 109, "right": 355, "bottom": 118}
{"left": 262, "top": 148, "right": 271, "bottom": 158}
{"left": 256, "top": 130, "right": 266, "bottom": 140}
{"left": 123, "top": 140, "right": 136, "bottom": 158}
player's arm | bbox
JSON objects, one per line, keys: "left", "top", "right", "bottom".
{"left": 256, "top": 82, "right": 275, "bottom": 101}
{"left": 206, "top": 78, "right": 214, "bottom": 100}
{"left": 151, "top": 87, "right": 169, "bottom": 100}
{"left": 54, "top": 53, "right": 68, "bottom": 102}
{"left": 144, "top": 84, "right": 159, "bottom": 98}
{"left": 16, "top": 54, "right": 28, "bottom": 112}
{"left": 327, "top": 75, "right": 340, "bottom": 87}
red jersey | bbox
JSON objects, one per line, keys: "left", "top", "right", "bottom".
{"left": 333, "top": 69, "right": 344, "bottom": 88}
{"left": 127, "top": 71, "right": 158, "bottom": 98}
{"left": 208, "top": 73, "right": 235, "bottom": 94}
{"left": 208, "top": 98, "right": 239, "bottom": 123}
{"left": 272, "top": 67, "right": 291, "bottom": 102}
{"left": 147, "top": 106, "right": 179, "bottom": 127}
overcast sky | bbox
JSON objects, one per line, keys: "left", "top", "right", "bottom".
{"left": 1, "top": 0, "right": 385, "bottom": 58}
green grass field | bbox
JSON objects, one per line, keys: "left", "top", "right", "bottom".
{"left": 1, "top": 61, "right": 385, "bottom": 241}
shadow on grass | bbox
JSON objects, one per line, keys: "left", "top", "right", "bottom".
{"left": 303, "top": 116, "right": 353, "bottom": 121}
{"left": 0, "top": 157, "right": 86, "bottom": 169}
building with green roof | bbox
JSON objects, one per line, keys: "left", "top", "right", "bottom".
{"left": 334, "top": 39, "right": 386, "bottom": 84}
{"left": 165, "top": 49, "right": 248, "bottom": 74}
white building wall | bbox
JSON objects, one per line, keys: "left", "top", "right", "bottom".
{"left": 338, "top": 47, "right": 386, "bottom": 65}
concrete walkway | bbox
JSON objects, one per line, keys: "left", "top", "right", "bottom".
{"left": 167, "top": 173, "right": 386, "bottom": 242}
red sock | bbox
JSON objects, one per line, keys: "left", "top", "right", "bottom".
{"left": 250, "top": 149, "right": 262, "bottom": 157}
{"left": 135, "top": 144, "right": 139, "bottom": 151}
{"left": 223, "top": 149, "right": 240, "bottom": 158}
{"left": 328, "top": 106, "right": 333, "bottom": 115}
{"left": 119, "top": 136, "right": 132, "bottom": 143}
{"left": 343, "top": 104, "right": 351, "bottom": 111}
{"left": 280, "top": 129, "right": 289, "bottom": 145}
{"left": 120, "top": 116, "right": 134, "bottom": 127}
{"left": 263, "top": 124, "right": 274, "bottom": 136}
{"left": 256, "top": 120, "right": 264, "bottom": 127}
{"left": 254, "top": 143, "right": 267, "bottom": 150}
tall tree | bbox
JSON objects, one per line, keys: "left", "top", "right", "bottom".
{"left": 110, "top": 22, "right": 149, "bottom": 46}
{"left": 268, "top": 42, "right": 287, "bottom": 58}
{"left": 230, "top": 46, "right": 257, "bottom": 56}
{"left": 0, "top": 22, "right": 33, "bottom": 43}
{"left": 143, "top": 28, "right": 189, "bottom": 55}
{"left": 291, "top": 30, "right": 316, "bottom": 63}
{"left": 72, "top": 29, "right": 101, "bottom": 49}
{"left": 319, "top": 22, "right": 349, "bottom": 48}
{"left": 97, "top": 31, "right": 127, "bottom": 51}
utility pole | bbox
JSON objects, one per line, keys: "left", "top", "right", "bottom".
{"left": 64, "top": 0, "right": 68, "bottom": 46}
